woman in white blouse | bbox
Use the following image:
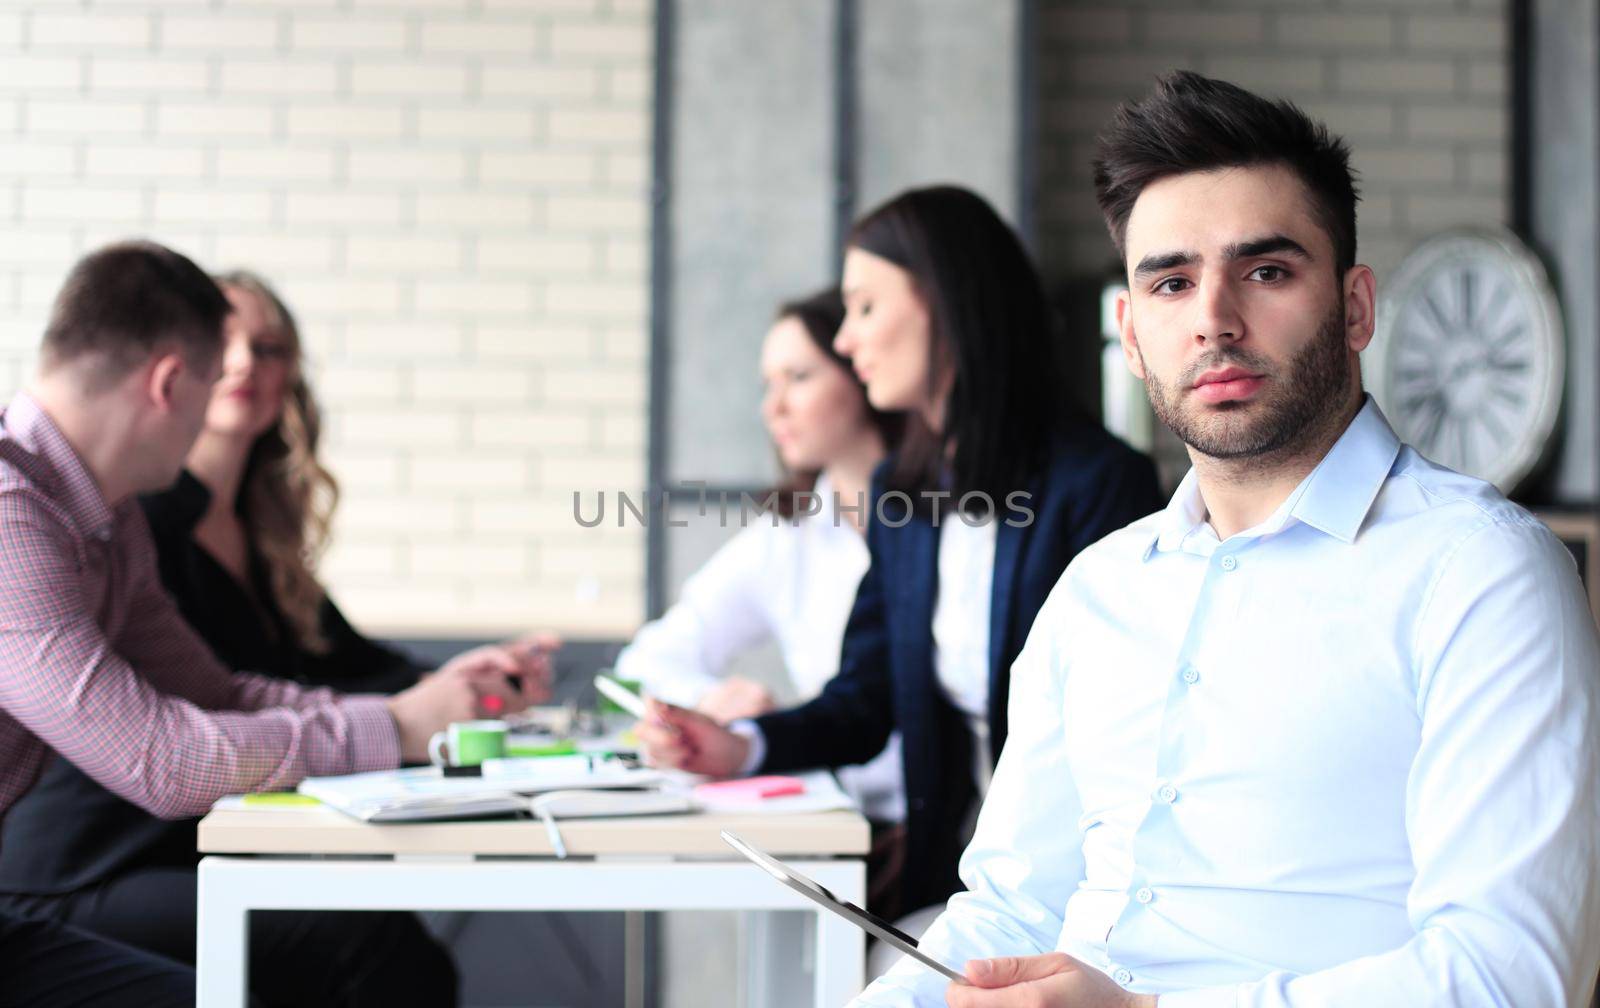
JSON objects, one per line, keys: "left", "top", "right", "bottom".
{"left": 636, "top": 187, "right": 1161, "bottom": 946}
{"left": 613, "top": 288, "right": 906, "bottom": 823}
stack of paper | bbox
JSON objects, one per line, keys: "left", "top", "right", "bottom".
{"left": 299, "top": 760, "right": 665, "bottom": 823}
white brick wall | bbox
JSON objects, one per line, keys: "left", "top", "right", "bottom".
{"left": 0, "top": 0, "right": 653, "bottom": 638}
{"left": 1038, "top": 0, "right": 1509, "bottom": 284}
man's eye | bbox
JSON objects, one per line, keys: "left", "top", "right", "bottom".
{"left": 1153, "top": 277, "right": 1189, "bottom": 295}
{"left": 1250, "top": 265, "right": 1288, "bottom": 283}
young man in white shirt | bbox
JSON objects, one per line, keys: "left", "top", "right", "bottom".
{"left": 854, "top": 71, "right": 1600, "bottom": 1008}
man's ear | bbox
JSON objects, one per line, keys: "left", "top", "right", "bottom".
{"left": 1115, "top": 288, "right": 1146, "bottom": 380}
{"left": 1343, "top": 264, "right": 1377, "bottom": 353}
{"left": 146, "top": 352, "right": 185, "bottom": 413}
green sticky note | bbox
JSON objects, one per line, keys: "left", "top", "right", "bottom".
{"left": 506, "top": 740, "right": 579, "bottom": 758}
{"left": 243, "top": 793, "right": 321, "bottom": 807}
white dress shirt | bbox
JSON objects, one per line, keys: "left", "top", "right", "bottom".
{"left": 615, "top": 475, "right": 905, "bottom": 821}
{"left": 931, "top": 514, "right": 997, "bottom": 796}
{"left": 855, "top": 399, "right": 1600, "bottom": 1006}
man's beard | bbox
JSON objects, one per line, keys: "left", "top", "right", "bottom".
{"left": 1139, "top": 302, "right": 1352, "bottom": 461}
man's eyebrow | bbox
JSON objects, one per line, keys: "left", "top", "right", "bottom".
{"left": 1131, "top": 250, "right": 1196, "bottom": 279}
{"left": 1224, "top": 234, "right": 1312, "bottom": 261}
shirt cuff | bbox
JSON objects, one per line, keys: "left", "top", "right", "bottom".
{"left": 343, "top": 695, "right": 402, "bottom": 773}
{"left": 728, "top": 718, "right": 766, "bottom": 776}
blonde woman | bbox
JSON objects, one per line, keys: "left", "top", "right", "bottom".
{"left": 0, "top": 271, "right": 551, "bottom": 1007}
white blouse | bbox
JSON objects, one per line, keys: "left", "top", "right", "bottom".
{"left": 615, "top": 476, "right": 906, "bottom": 822}
{"left": 930, "top": 513, "right": 998, "bottom": 799}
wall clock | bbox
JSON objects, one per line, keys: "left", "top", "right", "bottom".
{"left": 1371, "top": 227, "right": 1565, "bottom": 493}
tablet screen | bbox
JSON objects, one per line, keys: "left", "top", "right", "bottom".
{"left": 721, "top": 830, "right": 966, "bottom": 984}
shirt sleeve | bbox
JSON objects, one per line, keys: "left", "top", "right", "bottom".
{"left": 1160, "top": 519, "right": 1600, "bottom": 1008}
{"left": 115, "top": 512, "right": 391, "bottom": 719}
{"left": 613, "top": 524, "right": 778, "bottom": 707}
{"left": 754, "top": 513, "right": 897, "bottom": 773}
{"left": 727, "top": 718, "right": 767, "bottom": 775}
{"left": 851, "top": 580, "right": 1088, "bottom": 1006}
{"left": 0, "top": 496, "right": 397, "bottom": 820}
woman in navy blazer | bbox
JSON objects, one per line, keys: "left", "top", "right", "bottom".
{"left": 639, "top": 186, "right": 1163, "bottom": 925}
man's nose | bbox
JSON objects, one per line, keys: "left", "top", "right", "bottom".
{"left": 1192, "top": 276, "right": 1244, "bottom": 345}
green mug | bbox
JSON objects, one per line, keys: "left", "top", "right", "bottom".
{"left": 428, "top": 719, "right": 508, "bottom": 768}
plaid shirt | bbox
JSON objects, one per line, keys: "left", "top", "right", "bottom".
{"left": 0, "top": 392, "right": 398, "bottom": 828}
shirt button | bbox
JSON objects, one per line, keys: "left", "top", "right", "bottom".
{"left": 1134, "top": 886, "right": 1154, "bottom": 904}
{"left": 1113, "top": 967, "right": 1134, "bottom": 986}
{"left": 1155, "top": 783, "right": 1178, "bottom": 804}
{"left": 1181, "top": 666, "right": 1200, "bottom": 685}
{"left": 1219, "top": 554, "right": 1237, "bottom": 571}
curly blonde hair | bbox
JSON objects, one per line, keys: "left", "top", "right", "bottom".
{"left": 215, "top": 271, "right": 340, "bottom": 654}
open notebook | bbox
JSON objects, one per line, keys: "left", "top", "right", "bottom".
{"left": 298, "top": 756, "right": 677, "bottom": 823}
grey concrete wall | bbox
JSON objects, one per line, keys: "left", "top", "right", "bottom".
{"left": 855, "top": 0, "right": 1024, "bottom": 223}
{"left": 659, "top": 7, "right": 840, "bottom": 1001}
{"left": 1530, "top": 0, "right": 1598, "bottom": 501}
{"left": 666, "top": 0, "right": 837, "bottom": 489}
{"left": 653, "top": 4, "right": 1028, "bottom": 1003}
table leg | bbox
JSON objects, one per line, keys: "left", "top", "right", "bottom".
{"left": 195, "top": 858, "right": 249, "bottom": 1008}
{"left": 810, "top": 862, "right": 866, "bottom": 1008}
{"left": 624, "top": 910, "right": 647, "bottom": 1008}
{"left": 744, "top": 910, "right": 811, "bottom": 1007}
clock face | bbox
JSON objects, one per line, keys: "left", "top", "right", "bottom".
{"left": 1373, "top": 230, "right": 1564, "bottom": 493}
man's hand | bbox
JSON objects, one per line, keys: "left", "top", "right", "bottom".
{"left": 498, "top": 630, "right": 562, "bottom": 705}
{"left": 430, "top": 631, "right": 561, "bottom": 717}
{"left": 947, "top": 952, "right": 1158, "bottom": 1008}
{"left": 696, "top": 676, "right": 776, "bottom": 723}
{"left": 635, "top": 698, "right": 751, "bottom": 777}
{"left": 387, "top": 648, "right": 540, "bottom": 763}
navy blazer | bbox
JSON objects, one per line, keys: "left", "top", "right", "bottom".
{"left": 755, "top": 418, "right": 1163, "bottom": 915}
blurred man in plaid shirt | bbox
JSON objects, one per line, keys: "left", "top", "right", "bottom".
{"left": 0, "top": 241, "right": 540, "bottom": 1007}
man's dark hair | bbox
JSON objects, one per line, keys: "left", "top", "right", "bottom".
{"left": 1092, "top": 70, "right": 1360, "bottom": 274}
{"left": 41, "top": 239, "right": 230, "bottom": 386}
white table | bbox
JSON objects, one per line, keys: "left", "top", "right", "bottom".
{"left": 195, "top": 805, "right": 870, "bottom": 1008}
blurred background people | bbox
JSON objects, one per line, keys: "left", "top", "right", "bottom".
{"left": 614, "top": 288, "right": 908, "bottom": 882}
{"left": 637, "top": 186, "right": 1164, "bottom": 958}
{"left": 0, "top": 269, "right": 557, "bottom": 1008}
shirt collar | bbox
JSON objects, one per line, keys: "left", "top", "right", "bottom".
{"left": 1144, "top": 395, "right": 1402, "bottom": 559}
{"left": 3, "top": 391, "right": 118, "bottom": 541}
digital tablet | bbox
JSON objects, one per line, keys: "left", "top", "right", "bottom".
{"left": 721, "top": 830, "right": 967, "bottom": 984}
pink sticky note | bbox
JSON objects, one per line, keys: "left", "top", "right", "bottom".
{"left": 695, "top": 775, "right": 806, "bottom": 802}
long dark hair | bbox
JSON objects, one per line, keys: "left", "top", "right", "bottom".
{"left": 214, "top": 270, "right": 339, "bottom": 654}
{"left": 847, "top": 185, "right": 1067, "bottom": 510}
{"left": 766, "top": 287, "right": 901, "bottom": 519}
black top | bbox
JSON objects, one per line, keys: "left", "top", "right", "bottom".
{"left": 0, "top": 472, "right": 422, "bottom": 895}
{"left": 755, "top": 420, "right": 1163, "bottom": 915}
